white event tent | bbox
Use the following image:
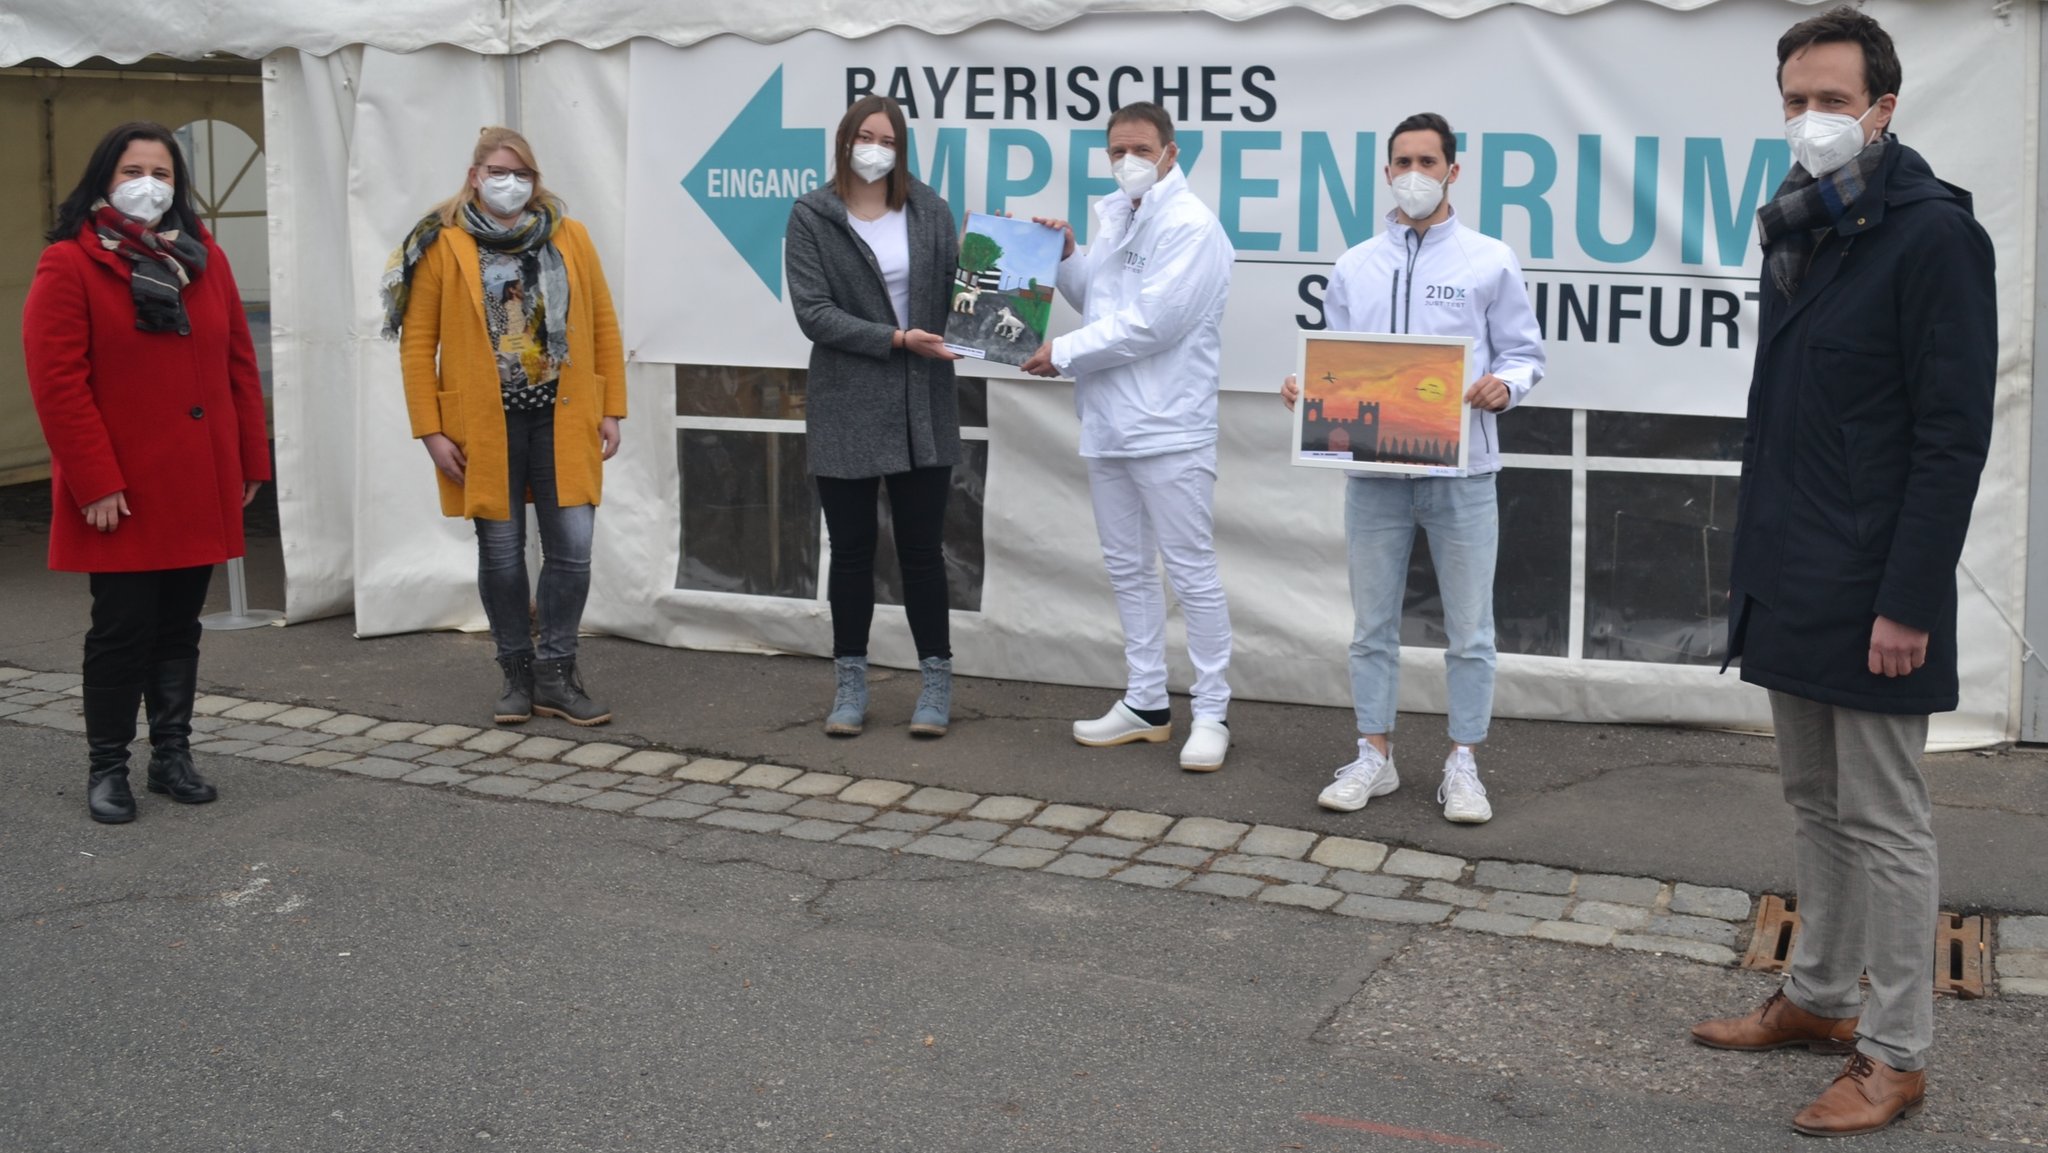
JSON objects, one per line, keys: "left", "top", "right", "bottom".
{"left": 3, "top": 0, "right": 2042, "bottom": 747}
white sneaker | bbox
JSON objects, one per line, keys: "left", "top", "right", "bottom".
{"left": 1316, "top": 740, "right": 1400, "bottom": 812}
{"left": 1179, "top": 718, "right": 1229, "bottom": 772}
{"left": 1072, "top": 701, "right": 1172, "bottom": 747}
{"left": 1439, "top": 746, "right": 1493, "bottom": 824}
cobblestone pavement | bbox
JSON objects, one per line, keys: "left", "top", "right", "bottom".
{"left": 7, "top": 664, "right": 2042, "bottom": 996}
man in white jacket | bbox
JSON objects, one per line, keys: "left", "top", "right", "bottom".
{"left": 1283, "top": 112, "right": 1545, "bottom": 822}
{"left": 1022, "top": 101, "right": 1236, "bottom": 772}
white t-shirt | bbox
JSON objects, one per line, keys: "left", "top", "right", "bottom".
{"left": 846, "top": 207, "right": 911, "bottom": 330}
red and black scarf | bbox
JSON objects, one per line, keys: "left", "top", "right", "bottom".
{"left": 90, "top": 202, "right": 209, "bottom": 335}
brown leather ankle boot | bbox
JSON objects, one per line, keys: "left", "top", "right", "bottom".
{"left": 1792, "top": 1052, "right": 1925, "bottom": 1137}
{"left": 1691, "top": 988, "right": 1858, "bottom": 1052}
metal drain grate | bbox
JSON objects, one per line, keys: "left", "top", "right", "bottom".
{"left": 1935, "top": 913, "right": 1991, "bottom": 999}
{"left": 1741, "top": 895, "right": 1801, "bottom": 975}
{"left": 1738, "top": 895, "right": 1991, "bottom": 998}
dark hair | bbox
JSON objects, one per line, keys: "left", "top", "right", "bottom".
{"left": 1777, "top": 5, "right": 1902, "bottom": 101}
{"left": 1387, "top": 113, "right": 1456, "bottom": 165}
{"left": 46, "top": 121, "right": 202, "bottom": 243}
{"left": 1106, "top": 101, "right": 1175, "bottom": 146}
{"left": 831, "top": 95, "right": 911, "bottom": 210}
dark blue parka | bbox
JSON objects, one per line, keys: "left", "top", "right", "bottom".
{"left": 1726, "top": 139, "right": 1996, "bottom": 715}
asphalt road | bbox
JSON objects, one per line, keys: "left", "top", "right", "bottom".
{"left": 5, "top": 722, "right": 2043, "bottom": 1152}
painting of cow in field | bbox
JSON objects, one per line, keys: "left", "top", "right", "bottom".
{"left": 941, "top": 212, "right": 1063, "bottom": 367}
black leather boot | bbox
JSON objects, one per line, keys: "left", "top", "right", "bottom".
{"left": 494, "top": 653, "right": 534, "bottom": 724}
{"left": 82, "top": 683, "right": 142, "bottom": 824}
{"left": 144, "top": 658, "right": 216, "bottom": 804}
{"left": 531, "top": 658, "right": 611, "bottom": 726}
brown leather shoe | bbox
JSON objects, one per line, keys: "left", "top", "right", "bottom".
{"left": 1691, "top": 989, "right": 1859, "bottom": 1053}
{"left": 1792, "top": 1052, "right": 1925, "bottom": 1137}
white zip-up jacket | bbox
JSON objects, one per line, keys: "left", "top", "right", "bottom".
{"left": 1051, "top": 165, "right": 1235, "bottom": 458}
{"left": 1323, "top": 208, "right": 1546, "bottom": 475}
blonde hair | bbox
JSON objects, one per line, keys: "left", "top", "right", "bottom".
{"left": 431, "top": 126, "right": 563, "bottom": 227}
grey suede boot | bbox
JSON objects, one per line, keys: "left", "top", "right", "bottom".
{"left": 909, "top": 657, "right": 952, "bottom": 739}
{"left": 493, "top": 653, "right": 534, "bottom": 724}
{"left": 532, "top": 657, "right": 611, "bottom": 726}
{"left": 825, "top": 656, "right": 867, "bottom": 737}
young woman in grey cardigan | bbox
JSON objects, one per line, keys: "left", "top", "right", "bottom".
{"left": 784, "top": 95, "right": 963, "bottom": 738}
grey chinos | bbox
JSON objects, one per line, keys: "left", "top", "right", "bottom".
{"left": 1768, "top": 690, "right": 1935, "bottom": 1071}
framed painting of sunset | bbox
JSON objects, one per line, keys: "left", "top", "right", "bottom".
{"left": 1291, "top": 331, "right": 1474, "bottom": 476}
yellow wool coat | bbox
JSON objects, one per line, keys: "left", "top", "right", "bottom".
{"left": 400, "top": 217, "right": 627, "bottom": 520}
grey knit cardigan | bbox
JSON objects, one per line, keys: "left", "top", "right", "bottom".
{"left": 785, "top": 180, "right": 962, "bottom": 479}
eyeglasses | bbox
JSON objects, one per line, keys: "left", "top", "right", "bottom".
{"left": 484, "top": 166, "right": 537, "bottom": 181}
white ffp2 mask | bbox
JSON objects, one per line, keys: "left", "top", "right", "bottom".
{"left": 849, "top": 143, "right": 896, "bottom": 184}
{"left": 479, "top": 172, "right": 534, "bottom": 217}
{"left": 1112, "top": 153, "right": 1162, "bottom": 200}
{"left": 1784, "top": 106, "right": 1877, "bottom": 179}
{"left": 1390, "top": 171, "right": 1447, "bottom": 221}
{"left": 110, "top": 176, "right": 174, "bottom": 227}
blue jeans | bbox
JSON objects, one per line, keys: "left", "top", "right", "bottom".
{"left": 1346, "top": 473, "right": 1498, "bottom": 744}
{"left": 474, "top": 407, "right": 595, "bottom": 662}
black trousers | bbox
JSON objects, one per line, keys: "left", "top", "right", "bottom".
{"left": 83, "top": 566, "right": 214, "bottom": 688}
{"left": 815, "top": 466, "right": 952, "bottom": 661}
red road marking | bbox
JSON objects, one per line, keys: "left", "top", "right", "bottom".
{"left": 1300, "top": 1113, "right": 1505, "bottom": 1150}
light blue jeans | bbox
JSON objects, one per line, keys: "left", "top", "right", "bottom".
{"left": 1346, "top": 473, "right": 1498, "bottom": 744}
{"left": 474, "top": 407, "right": 595, "bottom": 663}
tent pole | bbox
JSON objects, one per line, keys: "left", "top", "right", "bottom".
{"left": 201, "top": 558, "right": 285, "bottom": 631}
{"left": 2023, "top": 0, "right": 2048, "bottom": 740}
{"left": 502, "top": 56, "right": 521, "bottom": 131}
{"left": 501, "top": 1, "right": 521, "bottom": 130}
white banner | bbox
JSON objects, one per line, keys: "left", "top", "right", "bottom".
{"left": 626, "top": 4, "right": 1815, "bottom": 417}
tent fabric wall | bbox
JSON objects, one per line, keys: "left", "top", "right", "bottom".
{"left": 502, "top": 0, "right": 1751, "bottom": 51}
{"left": 0, "top": 4, "right": 508, "bottom": 67}
{"left": 2, "top": 0, "right": 1815, "bottom": 66}
{"left": 3, "top": 0, "right": 2034, "bottom": 746}
{"left": 274, "top": 0, "right": 2035, "bottom": 747}
{"left": 271, "top": 47, "right": 510, "bottom": 627}
{"left": 265, "top": 48, "right": 364, "bottom": 621}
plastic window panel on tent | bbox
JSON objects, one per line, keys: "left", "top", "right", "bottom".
{"left": 672, "top": 364, "right": 990, "bottom": 608}
{"left": 1496, "top": 409, "right": 1744, "bottom": 667}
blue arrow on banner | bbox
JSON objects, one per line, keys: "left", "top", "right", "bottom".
{"left": 681, "top": 68, "right": 827, "bottom": 299}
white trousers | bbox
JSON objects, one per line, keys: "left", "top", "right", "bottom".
{"left": 1085, "top": 445, "right": 1232, "bottom": 720}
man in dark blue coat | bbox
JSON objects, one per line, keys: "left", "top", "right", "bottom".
{"left": 1688, "top": 5, "right": 1996, "bottom": 1139}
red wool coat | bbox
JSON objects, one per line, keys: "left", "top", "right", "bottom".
{"left": 22, "top": 225, "right": 271, "bottom": 573}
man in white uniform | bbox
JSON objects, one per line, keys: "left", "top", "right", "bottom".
{"left": 1283, "top": 112, "right": 1545, "bottom": 822}
{"left": 1023, "top": 101, "right": 1236, "bottom": 772}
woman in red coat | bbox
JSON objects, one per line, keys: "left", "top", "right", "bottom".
{"left": 22, "top": 121, "right": 271, "bottom": 824}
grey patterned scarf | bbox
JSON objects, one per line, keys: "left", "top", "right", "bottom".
{"left": 1756, "top": 136, "right": 1888, "bottom": 301}
{"left": 457, "top": 203, "right": 570, "bottom": 369}
{"left": 380, "top": 199, "right": 570, "bottom": 370}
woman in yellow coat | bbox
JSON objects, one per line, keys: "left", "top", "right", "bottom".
{"left": 381, "top": 127, "right": 627, "bottom": 725}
